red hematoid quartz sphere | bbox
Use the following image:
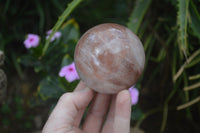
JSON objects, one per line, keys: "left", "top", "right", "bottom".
{"left": 74, "top": 23, "right": 145, "bottom": 94}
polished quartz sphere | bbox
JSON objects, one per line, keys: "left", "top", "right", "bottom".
{"left": 74, "top": 23, "right": 145, "bottom": 94}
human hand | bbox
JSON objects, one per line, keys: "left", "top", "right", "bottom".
{"left": 42, "top": 81, "right": 132, "bottom": 133}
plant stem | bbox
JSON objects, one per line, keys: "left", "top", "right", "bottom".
{"left": 189, "top": 74, "right": 200, "bottom": 80}
{"left": 12, "top": 53, "right": 23, "bottom": 80}
{"left": 160, "top": 85, "right": 178, "bottom": 132}
{"left": 184, "top": 82, "right": 200, "bottom": 91}
{"left": 177, "top": 96, "right": 200, "bottom": 110}
{"left": 173, "top": 49, "right": 200, "bottom": 81}
{"left": 42, "top": 0, "right": 83, "bottom": 56}
{"left": 135, "top": 107, "right": 163, "bottom": 128}
{"left": 160, "top": 104, "right": 168, "bottom": 133}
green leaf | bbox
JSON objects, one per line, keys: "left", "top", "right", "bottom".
{"left": 150, "top": 30, "right": 176, "bottom": 62}
{"left": 189, "top": 74, "right": 200, "bottom": 80}
{"left": 40, "top": 40, "right": 68, "bottom": 73}
{"left": 1, "top": 104, "right": 11, "bottom": 114}
{"left": 150, "top": 48, "right": 166, "bottom": 62}
{"left": 61, "top": 18, "right": 80, "bottom": 44}
{"left": 61, "top": 54, "right": 73, "bottom": 67}
{"left": 61, "top": 19, "right": 80, "bottom": 57}
{"left": 18, "top": 55, "right": 40, "bottom": 67}
{"left": 59, "top": 77, "right": 79, "bottom": 92}
{"left": 40, "top": 19, "right": 79, "bottom": 71}
{"left": 35, "top": 0, "right": 45, "bottom": 34}
{"left": 127, "top": 0, "right": 152, "bottom": 34}
{"left": 30, "top": 43, "right": 44, "bottom": 57}
{"left": 177, "top": 0, "right": 189, "bottom": 56}
{"left": 186, "top": 54, "right": 200, "bottom": 68}
{"left": 189, "top": 0, "right": 200, "bottom": 39}
{"left": 37, "top": 76, "right": 66, "bottom": 100}
{"left": 50, "top": 0, "right": 65, "bottom": 13}
{"left": 131, "top": 106, "right": 144, "bottom": 120}
{"left": 42, "top": 0, "right": 83, "bottom": 56}
{"left": 173, "top": 49, "right": 200, "bottom": 81}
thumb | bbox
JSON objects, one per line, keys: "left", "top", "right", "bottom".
{"left": 113, "top": 90, "right": 132, "bottom": 133}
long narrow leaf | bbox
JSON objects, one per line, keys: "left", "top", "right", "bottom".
{"left": 42, "top": 0, "right": 83, "bottom": 56}
{"left": 189, "top": 74, "right": 200, "bottom": 80}
{"left": 127, "top": 0, "right": 152, "bottom": 34}
{"left": 35, "top": 0, "right": 45, "bottom": 34}
{"left": 177, "top": 96, "right": 200, "bottom": 110}
{"left": 184, "top": 82, "right": 200, "bottom": 91}
{"left": 173, "top": 49, "right": 200, "bottom": 81}
{"left": 189, "top": 0, "right": 200, "bottom": 39}
{"left": 177, "top": 0, "right": 189, "bottom": 56}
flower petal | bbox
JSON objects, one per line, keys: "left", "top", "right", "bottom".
{"left": 46, "top": 29, "right": 52, "bottom": 35}
{"left": 54, "top": 32, "right": 62, "bottom": 38}
{"left": 58, "top": 62, "right": 80, "bottom": 82}
{"left": 46, "top": 29, "right": 61, "bottom": 42}
{"left": 65, "top": 72, "right": 79, "bottom": 82}
{"left": 24, "top": 34, "right": 40, "bottom": 49}
{"left": 129, "top": 86, "right": 139, "bottom": 105}
{"left": 59, "top": 66, "right": 68, "bottom": 77}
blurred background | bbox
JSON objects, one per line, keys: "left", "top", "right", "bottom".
{"left": 0, "top": 0, "right": 200, "bottom": 132}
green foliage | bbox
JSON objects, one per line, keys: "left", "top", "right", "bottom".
{"left": 0, "top": 97, "right": 33, "bottom": 131}
{"left": 127, "top": 0, "right": 152, "bottom": 34}
{"left": 131, "top": 106, "right": 144, "bottom": 121}
{"left": 18, "top": 19, "right": 80, "bottom": 99}
{"left": 0, "top": 0, "right": 69, "bottom": 51}
{"left": 37, "top": 76, "right": 66, "bottom": 100}
{"left": 43, "top": 0, "right": 83, "bottom": 56}
{"left": 127, "top": 0, "right": 200, "bottom": 132}
{"left": 19, "top": 19, "right": 79, "bottom": 71}
{"left": 189, "top": 0, "right": 200, "bottom": 39}
{"left": 177, "top": 0, "right": 189, "bottom": 56}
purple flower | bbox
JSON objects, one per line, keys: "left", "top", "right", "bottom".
{"left": 129, "top": 85, "right": 139, "bottom": 105}
{"left": 59, "top": 62, "right": 80, "bottom": 82}
{"left": 46, "top": 29, "right": 62, "bottom": 42}
{"left": 24, "top": 34, "right": 40, "bottom": 49}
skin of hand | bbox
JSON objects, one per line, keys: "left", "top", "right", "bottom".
{"left": 42, "top": 81, "right": 132, "bottom": 133}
